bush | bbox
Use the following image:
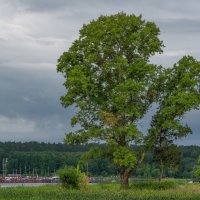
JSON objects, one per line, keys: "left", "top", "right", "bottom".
{"left": 130, "top": 181, "right": 177, "bottom": 190}
{"left": 194, "top": 168, "right": 200, "bottom": 181}
{"left": 58, "top": 166, "right": 88, "bottom": 189}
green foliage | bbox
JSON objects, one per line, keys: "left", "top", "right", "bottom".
{"left": 113, "top": 147, "right": 137, "bottom": 168}
{"left": 194, "top": 156, "right": 200, "bottom": 180}
{"left": 194, "top": 168, "right": 200, "bottom": 180}
{"left": 58, "top": 13, "right": 163, "bottom": 145}
{"left": 154, "top": 144, "right": 181, "bottom": 168}
{"left": 58, "top": 166, "right": 86, "bottom": 189}
{"left": 148, "top": 56, "right": 200, "bottom": 143}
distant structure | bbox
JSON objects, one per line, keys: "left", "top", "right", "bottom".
{"left": 2, "top": 158, "right": 8, "bottom": 177}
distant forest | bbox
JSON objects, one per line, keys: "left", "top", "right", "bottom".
{"left": 0, "top": 142, "right": 199, "bottom": 179}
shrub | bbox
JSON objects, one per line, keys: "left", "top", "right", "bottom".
{"left": 81, "top": 173, "right": 90, "bottom": 190}
{"left": 58, "top": 166, "right": 88, "bottom": 189}
{"left": 130, "top": 181, "right": 177, "bottom": 190}
{"left": 194, "top": 168, "right": 200, "bottom": 181}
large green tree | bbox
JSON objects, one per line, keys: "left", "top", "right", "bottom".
{"left": 147, "top": 56, "right": 200, "bottom": 181}
{"left": 57, "top": 13, "right": 163, "bottom": 188}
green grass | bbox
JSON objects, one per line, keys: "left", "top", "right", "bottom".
{"left": 0, "top": 183, "right": 200, "bottom": 200}
{"left": 130, "top": 180, "right": 178, "bottom": 190}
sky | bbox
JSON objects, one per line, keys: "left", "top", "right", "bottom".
{"left": 0, "top": 0, "right": 199, "bottom": 144}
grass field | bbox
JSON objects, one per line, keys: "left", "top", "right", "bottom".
{"left": 0, "top": 182, "right": 200, "bottom": 200}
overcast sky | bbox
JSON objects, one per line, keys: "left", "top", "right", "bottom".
{"left": 0, "top": 0, "right": 199, "bottom": 144}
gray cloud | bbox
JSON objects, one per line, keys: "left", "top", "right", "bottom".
{"left": 13, "top": 0, "right": 74, "bottom": 12}
{"left": 0, "top": 0, "right": 199, "bottom": 144}
{"left": 0, "top": 65, "right": 76, "bottom": 142}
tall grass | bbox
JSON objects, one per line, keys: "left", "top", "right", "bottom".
{"left": 130, "top": 181, "right": 178, "bottom": 190}
{"left": 0, "top": 183, "right": 200, "bottom": 200}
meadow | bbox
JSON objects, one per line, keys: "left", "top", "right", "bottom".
{"left": 0, "top": 182, "right": 200, "bottom": 200}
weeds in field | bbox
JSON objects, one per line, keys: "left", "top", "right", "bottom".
{"left": 0, "top": 183, "right": 200, "bottom": 200}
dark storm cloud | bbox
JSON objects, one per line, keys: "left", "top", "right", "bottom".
{"left": 0, "top": 65, "right": 76, "bottom": 142}
{"left": 0, "top": 66, "right": 61, "bottom": 117}
{"left": 0, "top": 0, "right": 199, "bottom": 144}
{"left": 14, "top": 0, "right": 76, "bottom": 12}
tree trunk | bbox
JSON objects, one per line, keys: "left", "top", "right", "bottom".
{"left": 120, "top": 169, "right": 130, "bottom": 189}
{"left": 158, "top": 131, "right": 164, "bottom": 182}
{"left": 159, "top": 159, "right": 164, "bottom": 182}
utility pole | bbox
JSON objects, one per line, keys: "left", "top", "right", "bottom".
{"left": 2, "top": 158, "right": 8, "bottom": 177}
{"left": 25, "top": 166, "right": 27, "bottom": 177}
{"left": 36, "top": 168, "right": 38, "bottom": 178}
{"left": 6, "top": 158, "right": 8, "bottom": 175}
{"left": 5, "top": 158, "right": 8, "bottom": 177}
{"left": 48, "top": 166, "right": 49, "bottom": 177}
{"left": 2, "top": 158, "right": 4, "bottom": 177}
{"left": 20, "top": 165, "right": 21, "bottom": 176}
{"left": 41, "top": 167, "right": 43, "bottom": 177}
{"left": 32, "top": 168, "right": 34, "bottom": 177}
{"left": 29, "top": 166, "right": 30, "bottom": 177}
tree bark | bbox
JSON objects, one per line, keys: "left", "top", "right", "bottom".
{"left": 120, "top": 169, "right": 130, "bottom": 189}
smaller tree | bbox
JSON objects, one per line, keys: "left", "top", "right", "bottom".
{"left": 194, "top": 169, "right": 200, "bottom": 182}
{"left": 153, "top": 143, "right": 181, "bottom": 181}
{"left": 147, "top": 56, "right": 200, "bottom": 181}
{"left": 194, "top": 157, "right": 200, "bottom": 182}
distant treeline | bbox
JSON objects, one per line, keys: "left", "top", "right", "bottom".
{"left": 0, "top": 141, "right": 93, "bottom": 152}
{"left": 0, "top": 142, "right": 198, "bottom": 179}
